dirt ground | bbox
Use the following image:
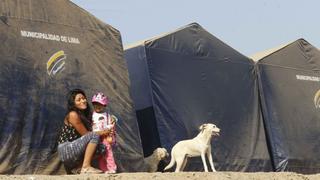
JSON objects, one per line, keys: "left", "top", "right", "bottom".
{"left": 0, "top": 172, "right": 319, "bottom": 180}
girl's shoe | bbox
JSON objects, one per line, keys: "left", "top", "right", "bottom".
{"left": 80, "top": 166, "right": 103, "bottom": 174}
{"left": 104, "top": 170, "right": 116, "bottom": 174}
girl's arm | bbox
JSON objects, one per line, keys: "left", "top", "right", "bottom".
{"left": 68, "top": 111, "right": 110, "bottom": 136}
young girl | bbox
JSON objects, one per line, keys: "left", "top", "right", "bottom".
{"left": 91, "top": 92, "right": 117, "bottom": 174}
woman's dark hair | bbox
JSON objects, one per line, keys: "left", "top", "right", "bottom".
{"left": 67, "top": 89, "right": 91, "bottom": 123}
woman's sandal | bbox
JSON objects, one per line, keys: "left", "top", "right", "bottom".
{"left": 80, "top": 166, "right": 103, "bottom": 174}
{"left": 70, "top": 167, "right": 81, "bottom": 174}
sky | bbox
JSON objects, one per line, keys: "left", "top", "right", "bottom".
{"left": 71, "top": 0, "right": 320, "bottom": 56}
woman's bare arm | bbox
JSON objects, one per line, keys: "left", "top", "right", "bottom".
{"left": 67, "top": 111, "right": 110, "bottom": 136}
{"left": 67, "top": 111, "right": 89, "bottom": 136}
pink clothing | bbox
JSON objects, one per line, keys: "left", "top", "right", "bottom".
{"left": 92, "top": 111, "right": 116, "bottom": 145}
{"left": 92, "top": 111, "right": 117, "bottom": 172}
{"left": 98, "top": 138, "right": 117, "bottom": 172}
{"left": 92, "top": 92, "right": 108, "bottom": 106}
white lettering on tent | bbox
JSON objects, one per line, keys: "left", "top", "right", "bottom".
{"left": 20, "top": 30, "right": 80, "bottom": 44}
{"left": 296, "top": 75, "right": 320, "bottom": 82}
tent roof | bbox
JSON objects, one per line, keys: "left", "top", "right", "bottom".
{"left": 251, "top": 38, "right": 320, "bottom": 70}
{"left": 125, "top": 22, "right": 251, "bottom": 64}
{"left": 0, "top": 0, "right": 116, "bottom": 31}
{"left": 249, "top": 41, "right": 295, "bottom": 62}
{"left": 124, "top": 23, "right": 200, "bottom": 50}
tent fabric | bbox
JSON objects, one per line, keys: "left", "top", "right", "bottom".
{"left": 0, "top": 0, "right": 144, "bottom": 174}
{"left": 125, "top": 45, "right": 153, "bottom": 110}
{"left": 125, "top": 45, "right": 161, "bottom": 157}
{"left": 249, "top": 42, "right": 293, "bottom": 62}
{"left": 255, "top": 39, "right": 320, "bottom": 173}
{"left": 125, "top": 23, "right": 272, "bottom": 171}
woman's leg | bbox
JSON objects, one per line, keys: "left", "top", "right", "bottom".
{"left": 58, "top": 132, "right": 100, "bottom": 169}
{"left": 82, "top": 142, "right": 97, "bottom": 168}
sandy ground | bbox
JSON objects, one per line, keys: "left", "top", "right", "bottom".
{"left": 0, "top": 172, "right": 319, "bottom": 180}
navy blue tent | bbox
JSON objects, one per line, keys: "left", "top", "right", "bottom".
{"left": 252, "top": 39, "right": 320, "bottom": 173}
{"left": 0, "top": 0, "right": 144, "bottom": 174}
{"left": 125, "top": 23, "right": 272, "bottom": 171}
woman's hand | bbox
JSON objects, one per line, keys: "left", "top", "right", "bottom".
{"left": 111, "top": 115, "right": 118, "bottom": 124}
{"left": 111, "top": 118, "right": 115, "bottom": 125}
{"left": 96, "top": 129, "right": 110, "bottom": 136}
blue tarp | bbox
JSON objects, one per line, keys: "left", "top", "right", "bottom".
{"left": 125, "top": 23, "right": 272, "bottom": 172}
{"left": 0, "top": 0, "right": 144, "bottom": 174}
{"left": 256, "top": 39, "right": 320, "bottom": 173}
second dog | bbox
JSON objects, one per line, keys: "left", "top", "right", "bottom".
{"left": 164, "top": 123, "right": 220, "bottom": 172}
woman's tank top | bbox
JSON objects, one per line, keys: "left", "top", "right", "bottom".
{"left": 57, "top": 123, "right": 81, "bottom": 144}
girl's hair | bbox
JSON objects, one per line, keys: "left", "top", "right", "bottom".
{"left": 67, "top": 89, "right": 92, "bottom": 124}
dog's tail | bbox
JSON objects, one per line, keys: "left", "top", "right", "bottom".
{"left": 164, "top": 153, "right": 175, "bottom": 171}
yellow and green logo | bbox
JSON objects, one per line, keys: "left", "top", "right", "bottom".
{"left": 314, "top": 89, "right": 320, "bottom": 108}
{"left": 47, "top": 50, "right": 66, "bottom": 76}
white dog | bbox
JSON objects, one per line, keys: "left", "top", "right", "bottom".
{"left": 144, "top": 147, "right": 169, "bottom": 172}
{"left": 164, "top": 123, "right": 220, "bottom": 172}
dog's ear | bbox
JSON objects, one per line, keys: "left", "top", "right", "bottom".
{"left": 199, "top": 124, "right": 207, "bottom": 131}
{"left": 199, "top": 124, "right": 203, "bottom": 131}
{"left": 158, "top": 148, "right": 167, "bottom": 160}
{"left": 162, "top": 148, "right": 169, "bottom": 157}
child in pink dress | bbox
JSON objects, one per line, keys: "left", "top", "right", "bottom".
{"left": 91, "top": 92, "right": 117, "bottom": 174}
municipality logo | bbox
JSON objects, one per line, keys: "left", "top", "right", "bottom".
{"left": 314, "top": 89, "right": 320, "bottom": 108}
{"left": 47, "top": 50, "right": 66, "bottom": 76}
